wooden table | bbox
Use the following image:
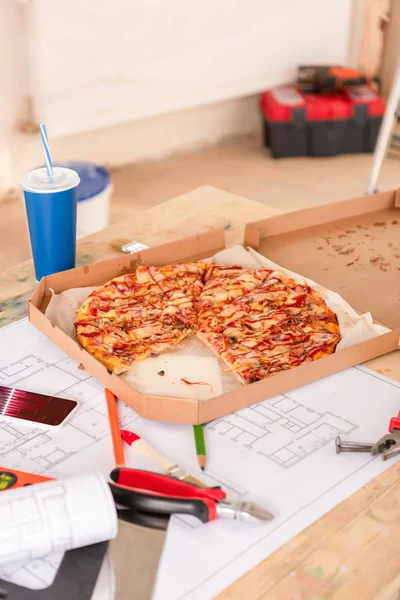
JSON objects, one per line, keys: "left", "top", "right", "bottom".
{"left": 4, "top": 186, "right": 400, "bottom": 600}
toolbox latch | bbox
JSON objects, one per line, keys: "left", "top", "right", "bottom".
{"left": 353, "top": 104, "right": 367, "bottom": 126}
{"left": 292, "top": 108, "right": 305, "bottom": 129}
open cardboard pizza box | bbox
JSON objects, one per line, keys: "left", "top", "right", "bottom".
{"left": 29, "top": 188, "right": 400, "bottom": 424}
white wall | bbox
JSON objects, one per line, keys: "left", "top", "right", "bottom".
{"left": 2, "top": 0, "right": 356, "bottom": 187}
{"left": 28, "top": 0, "right": 353, "bottom": 137}
{"left": 10, "top": 93, "right": 260, "bottom": 181}
{"left": 0, "top": 1, "right": 29, "bottom": 188}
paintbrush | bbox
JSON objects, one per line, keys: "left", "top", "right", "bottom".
{"left": 121, "top": 429, "right": 207, "bottom": 487}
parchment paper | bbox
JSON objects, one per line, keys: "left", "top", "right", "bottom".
{"left": 45, "top": 245, "right": 388, "bottom": 399}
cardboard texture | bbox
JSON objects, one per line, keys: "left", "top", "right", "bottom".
{"left": 29, "top": 189, "right": 400, "bottom": 424}
{"left": 245, "top": 189, "right": 400, "bottom": 330}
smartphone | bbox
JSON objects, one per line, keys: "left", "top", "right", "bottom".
{"left": 0, "top": 385, "right": 79, "bottom": 429}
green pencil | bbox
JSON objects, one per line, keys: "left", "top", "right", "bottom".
{"left": 193, "top": 424, "right": 207, "bottom": 471}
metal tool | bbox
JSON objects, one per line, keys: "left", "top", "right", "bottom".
{"left": 336, "top": 411, "right": 400, "bottom": 462}
{"left": 335, "top": 436, "right": 373, "bottom": 454}
{"left": 121, "top": 240, "right": 149, "bottom": 254}
{"left": 109, "top": 467, "right": 273, "bottom": 530}
{"left": 216, "top": 499, "right": 274, "bottom": 524}
{"left": 120, "top": 431, "right": 272, "bottom": 524}
{"left": 371, "top": 411, "right": 400, "bottom": 461}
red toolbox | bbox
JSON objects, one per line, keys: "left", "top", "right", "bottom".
{"left": 260, "top": 85, "right": 385, "bottom": 158}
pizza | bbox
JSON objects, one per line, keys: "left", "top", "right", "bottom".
{"left": 76, "top": 262, "right": 340, "bottom": 381}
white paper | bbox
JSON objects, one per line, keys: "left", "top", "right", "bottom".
{"left": 0, "top": 319, "right": 144, "bottom": 592}
{"left": 0, "top": 551, "right": 64, "bottom": 590}
{"left": 149, "top": 366, "right": 400, "bottom": 600}
{"left": 0, "top": 472, "right": 117, "bottom": 566}
{"left": 0, "top": 319, "right": 398, "bottom": 599}
{"left": 125, "top": 353, "right": 224, "bottom": 399}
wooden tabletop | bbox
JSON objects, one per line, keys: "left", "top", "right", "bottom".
{"left": 4, "top": 185, "right": 400, "bottom": 600}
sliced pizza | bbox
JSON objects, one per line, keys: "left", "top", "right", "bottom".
{"left": 76, "top": 261, "right": 340, "bottom": 382}
{"left": 140, "top": 262, "right": 208, "bottom": 328}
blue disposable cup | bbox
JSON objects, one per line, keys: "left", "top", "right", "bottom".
{"left": 20, "top": 167, "right": 80, "bottom": 280}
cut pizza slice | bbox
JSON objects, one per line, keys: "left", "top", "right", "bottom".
{"left": 76, "top": 312, "right": 190, "bottom": 375}
{"left": 76, "top": 271, "right": 192, "bottom": 374}
{"left": 138, "top": 262, "right": 208, "bottom": 328}
{"left": 198, "top": 327, "right": 339, "bottom": 384}
{"left": 196, "top": 272, "right": 340, "bottom": 384}
{"left": 196, "top": 264, "right": 272, "bottom": 328}
{"left": 75, "top": 319, "right": 152, "bottom": 374}
{"left": 77, "top": 272, "right": 166, "bottom": 322}
{"left": 199, "top": 271, "right": 339, "bottom": 338}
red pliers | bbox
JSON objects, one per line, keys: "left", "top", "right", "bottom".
{"left": 109, "top": 467, "right": 273, "bottom": 530}
{"left": 371, "top": 411, "right": 400, "bottom": 461}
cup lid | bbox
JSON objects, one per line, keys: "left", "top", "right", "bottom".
{"left": 20, "top": 167, "right": 80, "bottom": 193}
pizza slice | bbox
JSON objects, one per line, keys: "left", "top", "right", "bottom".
{"left": 200, "top": 271, "right": 339, "bottom": 337}
{"left": 76, "top": 271, "right": 191, "bottom": 374}
{"left": 198, "top": 326, "right": 339, "bottom": 384}
{"left": 138, "top": 262, "right": 208, "bottom": 328}
{"left": 196, "top": 264, "right": 272, "bottom": 327}
{"left": 196, "top": 271, "right": 339, "bottom": 384}
{"left": 77, "top": 272, "right": 166, "bottom": 321}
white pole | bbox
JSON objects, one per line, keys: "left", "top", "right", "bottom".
{"left": 366, "top": 58, "right": 400, "bottom": 194}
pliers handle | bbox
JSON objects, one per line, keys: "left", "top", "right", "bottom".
{"left": 389, "top": 412, "right": 400, "bottom": 433}
{"left": 109, "top": 468, "right": 226, "bottom": 530}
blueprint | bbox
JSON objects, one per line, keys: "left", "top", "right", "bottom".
{"left": 208, "top": 395, "right": 356, "bottom": 468}
{"left": 1, "top": 319, "right": 400, "bottom": 600}
{"left": 152, "top": 367, "right": 400, "bottom": 600}
{"left": 0, "top": 473, "right": 117, "bottom": 566}
{"left": 0, "top": 319, "right": 140, "bottom": 591}
{"left": 0, "top": 330, "right": 140, "bottom": 481}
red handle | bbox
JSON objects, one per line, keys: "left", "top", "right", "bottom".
{"left": 389, "top": 412, "right": 400, "bottom": 432}
{"left": 113, "top": 468, "right": 226, "bottom": 501}
{"left": 120, "top": 429, "right": 140, "bottom": 445}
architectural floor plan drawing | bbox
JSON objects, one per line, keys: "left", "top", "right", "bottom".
{"left": 2, "top": 319, "right": 400, "bottom": 600}
{"left": 0, "top": 481, "right": 74, "bottom": 566}
{"left": 0, "top": 472, "right": 117, "bottom": 581}
{"left": 155, "top": 367, "right": 400, "bottom": 600}
{"left": 174, "top": 470, "right": 248, "bottom": 532}
{"left": 0, "top": 351, "right": 140, "bottom": 478}
{"left": 207, "top": 394, "right": 357, "bottom": 468}
{"left": 0, "top": 551, "right": 64, "bottom": 591}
